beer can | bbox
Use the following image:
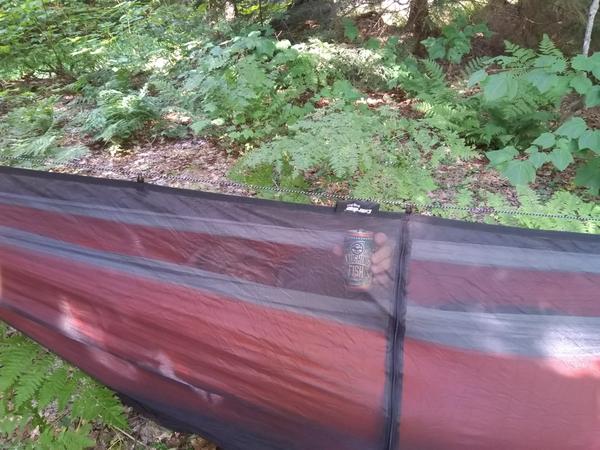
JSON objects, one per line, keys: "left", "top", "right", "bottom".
{"left": 343, "top": 229, "right": 374, "bottom": 291}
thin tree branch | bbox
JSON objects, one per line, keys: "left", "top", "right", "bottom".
{"left": 583, "top": 0, "right": 600, "bottom": 56}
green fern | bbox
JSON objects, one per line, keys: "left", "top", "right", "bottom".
{"left": 13, "top": 354, "right": 54, "bottom": 408}
{"left": 37, "top": 366, "right": 69, "bottom": 410}
{"left": 500, "top": 40, "right": 536, "bottom": 68}
{"left": 57, "top": 425, "right": 96, "bottom": 450}
{"left": 71, "top": 378, "right": 128, "bottom": 428}
{"left": 421, "top": 59, "right": 446, "bottom": 87}
{"left": 84, "top": 86, "right": 161, "bottom": 144}
{"left": 443, "top": 188, "right": 600, "bottom": 234}
{"left": 0, "top": 324, "right": 128, "bottom": 449}
{"left": 462, "top": 56, "right": 492, "bottom": 79}
{"left": 0, "top": 97, "right": 89, "bottom": 163}
{"left": 539, "top": 34, "right": 564, "bottom": 58}
{"left": 0, "top": 339, "right": 39, "bottom": 391}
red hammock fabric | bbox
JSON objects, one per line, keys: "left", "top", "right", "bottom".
{"left": 0, "top": 166, "right": 599, "bottom": 450}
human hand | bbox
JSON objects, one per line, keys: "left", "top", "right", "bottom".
{"left": 371, "top": 232, "right": 393, "bottom": 288}
{"left": 334, "top": 232, "right": 394, "bottom": 290}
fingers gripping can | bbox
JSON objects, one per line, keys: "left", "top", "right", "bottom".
{"left": 343, "top": 230, "right": 374, "bottom": 291}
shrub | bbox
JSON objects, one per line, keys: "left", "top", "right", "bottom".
{"left": 421, "top": 17, "right": 491, "bottom": 64}
{"left": 470, "top": 36, "right": 600, "bottom": 193}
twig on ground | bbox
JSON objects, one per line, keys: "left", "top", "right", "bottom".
{"left": 110, "top": 424, "right": 151, "bottom": 449}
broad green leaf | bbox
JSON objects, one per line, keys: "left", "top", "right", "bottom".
{"left": 331, "top": 79, "right": 362, "bottom": 102}
{"left": 485, "top": 146, "right": 518, "bottom": 166}
{"left": 534, "top": 55, "right": 566, "bottom": 73}
{"left": 593, "top": 65, "right": 600, "bottom": 82}
{"left": 575, "top": 158, "right": 600, "bottom": 195}
{"left": 503, "top": 159, "right": 536, "bottom": 185}
{"left": 569, "top": 73, "right": 593, "bottom": 94}
{"left": 255, "top": 39, "right": 276, "bottom": 57}
{"left": 548, "top": 143, "right": 574, "bottom": 171}
{"left": 572, "top": 54, "right": 593, "bottom": 71}
{"left": 579, "top": 130, "right": 600, "bottom": 154}
{"left": 555, "top": 117, "right": 587, "bottom": 139}
{"left": 483, "top": 72, "right": 517, "bottom": 102}
{"left": 447, "top": 47, "right": 465, "bottom": 64}
{"left": 532, "top": 132, "right": 555, "bottom": 149}
{"left": 364, "top": 38, "right": 380, "bottom": 50}
{"left": 422, "top": 37, "right": 447, "bottom": 60}
{"left": 472, "top": 23, "right": 491, "bottom": 36}
{"left": 585, "top": 85, "right": 600, "bottom": 107}
{"left": 525, "top": 146, "right": 549, "bottom": 169}
{"left": 467, "top": 69, "right": 487, "bottom": 87}
{"left": 526, "top": 69, "right": 557, "bottom": 93}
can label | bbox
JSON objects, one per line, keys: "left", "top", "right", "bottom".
{"left": 343, "top": 230, "right": 374, "bottom": 291}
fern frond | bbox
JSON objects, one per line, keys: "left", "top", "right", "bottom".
{"left": 502, "top": 41, "right": 536, "bottom": 68}
{"left": 539, "top": 34, "right": 563, "bottom": 58}
{"left": 56, "top": 372, "right": 78, "bottom": 410}
{"left": 462, "top": 56, "right": 492, "bottom": 78}
{"left": 71, "top": 376, "right": 126, "bottom": 426}
{"left": 0, "top": 340, "right": 40, "bottom": 391}
{"left": 56, "top": 424, "right": 95, "bottom": 450}
{"left": 422, "top": 58, "right": 446, "bottom": 86}
{"left": 503, "top": 95, "right": 537, "bottom": 120}
{"left": 37, "top": 366, "right": 69, "bottom": 409}
{"left": 13, "top": 354, "right": 54, "bottom": 408}
{"left": 89, "top": 385, "right": 129, "bottom": 429}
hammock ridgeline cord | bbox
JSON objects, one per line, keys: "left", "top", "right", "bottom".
{"left": 0, "top": 156, "right": 598, "bottom": 223}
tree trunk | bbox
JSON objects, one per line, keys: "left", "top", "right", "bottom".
{"left": 406, "top": 0, "right": 429, "bottom": 34}
{"left": 583, "top": 0, "right": 600, "bottom": 55}
{"left": 407, "top": 0, "right": 429, "bottom": 55}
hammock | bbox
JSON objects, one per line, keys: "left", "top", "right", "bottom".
{"left": 0, "top": 165, "right": 599, "bottom": 450}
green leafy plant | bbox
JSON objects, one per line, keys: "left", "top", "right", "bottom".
{"left": 421, "top": 17, "right": 491, "bottom": 64}
{"left": 436, "top": 187, "right": 599, "bottom": 234}
{"left": 0, "top": 323, "right": 127, "bottom": 450}
{"left": 0, "top": 0, "right": 148, "bottom": 79}
{"left": 487, "top": 188, "right": 599, "bottom": 234}
{"left": 466, "top": 36, "right": 570, "bottom": 148}
{"left": 0, "top": 97, "right": 88, "bottom": 163}
{"left": 462, "top": 35, "right": 600, "bottom": 193}
{"left": 342, "top": 18, "right": 360, "bottom": 42}
{"left": 486, "top": 116, "right": 600, "bottom": 193}
{"left": 84, "top": 86, "right": 160, "bottom": 145}
{"left": 176, "top": 31, "right": 330, "bottom": 143}
{"left": 233, "top": 106, "right": 480, "bottom": 204}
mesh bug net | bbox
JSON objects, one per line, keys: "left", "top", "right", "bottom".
{"left": 0, "top": 166, "right": 599, "bottom": 450}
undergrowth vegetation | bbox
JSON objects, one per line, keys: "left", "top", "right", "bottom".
{"left": 1, "top": 1, "right": 598, "bottom": 209}
{"left": 1, "top": 0, "right": 599, "bottom": 447}
{"left": 0, "top": 323, "right": 127, "bottom": 449}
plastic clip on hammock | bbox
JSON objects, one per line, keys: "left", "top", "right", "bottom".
{"left": 0, "top": 166, "right": 599, "bottom": 450}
